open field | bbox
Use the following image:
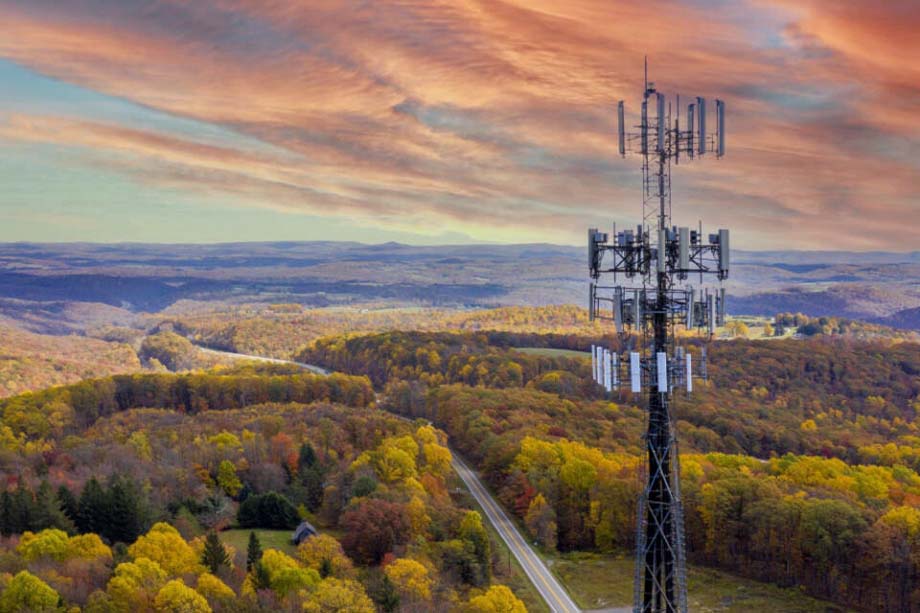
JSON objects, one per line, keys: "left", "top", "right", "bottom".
{"left": 220, "top": 528, "right": 298, "bottom": 557}
{"left": 514, "top": 346, "right": 591, "bottom": 359}
{"left": 547, "top": 551, "right": 851, "bottom": 613}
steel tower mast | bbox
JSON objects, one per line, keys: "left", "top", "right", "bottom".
{"left": 587, "top": 63, "right": 730, "bottom": 613}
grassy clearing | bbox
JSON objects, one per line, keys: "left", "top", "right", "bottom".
{"left": 513, "top": 347, "right": 590, "bottom": 359}
{"left": 547, "top": 551, "right": 851, "bottom": 613}
{"left": 220, "top": 528, "right": 297, "bottom": 557}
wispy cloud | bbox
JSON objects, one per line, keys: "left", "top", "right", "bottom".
{"left": 0, "top": 0, "right": 915, "bottom": 248}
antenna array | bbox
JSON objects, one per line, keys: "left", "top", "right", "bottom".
{"left": 587, "top": 61, "right": 729, "bottom": 613}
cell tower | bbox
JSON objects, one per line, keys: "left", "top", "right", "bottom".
{"left": 587, "top": 61, "right": 729, "bottom": 613}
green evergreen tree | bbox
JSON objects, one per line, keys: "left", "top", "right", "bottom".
{"left": 298, "top": 442, "right": 317, "bottom": 471}
{"left": 77, "top": 477, "right": 107, "bottom": 535}
{"left": 105, "top": 475, "right": 147, "bottom": 543}
{"left": 201, "top": 531, "right": 231, "bottom": 574}
{"left": 251, "top": 561, "right": 272, "bottom": 592}
{"left": 11, "top": 481, "right": 35, "bottom": 534}
{"left": 237, "top": 491, "right": 299, "bottom": 529}
{"left": 302, "top": 467, "right": 325, "bottom": 512}
{"left": 0, "top": 491, "right": 13, "bottom": 537}
{"left": 319, "top": 557, "right": 333, "bottom": 579}
{"left": 375, "top": 575, "right": 400, "bottom": 613}
{"left": 33, "top": 480, "right": 74, "bottom": 533}
{"left": 246, "top": 531, "right": 263, "bottom": 571}
{"left": 56, "top": 485, "right": 79, "bottom": 524}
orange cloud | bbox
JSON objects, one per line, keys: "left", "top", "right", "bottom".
{"left": 0, "top": 0, "right": 916, "bottom": 248}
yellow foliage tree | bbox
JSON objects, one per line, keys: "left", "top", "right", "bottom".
{"left": 256, "top": 549, "right": 320, "bottom": 598}
{"left": 879, "top": 506, "right": 920, "bottom": 537}
{"left": 415, "top": 424, "right": 439, "bottom": 446}
{"left": 196, "top": 573, "right": 235, "bottom": 604}
{"left": 465, "top": 584, "right": 527, "bottom": 613}
{"left": 67, "top": 533, "right": 113, "bottom": 561}
{"left": 129, "top": 523, "right": 203, "bottom": 576}
{"left": 216, "top": 460, "right": 242, "bottom": 497}
{"left": 0, "top": 571, "right": 60, "bottom": 613}
{"left": 296, "top": 534, "right": 354, "bottom": 578}
{"left": 107, "top": 557, "right": 168, "bottom": 612}
{"left": 301, "top": 577, "right": 375, "bottom": 613}
{"left": 128, "top": 430, "right": 153, "bottom": 461}
{"left": 154, "top": 579, "right": 212, "bottom": 613}
{"left": 387, "top": 435, "right": 420, "bottom": 461}
{"left": 800, "top": 419, "right": 818, "bottom": 432}
{"left": 17, "top": 528, "right": 109, "bottom": 564}
{"left": 383, "top": 558, "right": 432, "bottom": 602}
{"left": 375, "top": 446, "right": 417, "bottom": 483}
{"left": 207, "top": 431, "right": 243, "bottom": 454}
{"left": 423, "top": 442, "right": 452, "bottom": 477}
{"left": 17, "top": 528, "right": 70, "bottom": 561}
{"left": 406, "top": 496, "right": 432, "bottom": 539}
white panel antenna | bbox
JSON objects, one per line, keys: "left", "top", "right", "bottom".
{"left": 618, "top": 101, "right": 626, "bottom": 156}
{"left": 591, "top": 344, "right": 597, "bottom": 383}
{"left": 604, "top": 350, "right": 612, "bottom": 392}
{"left": 612, "top": 353, "right": 619, "bottom": 388}
{"left": 630, "top": 351, "right": 641, "bottom": 392}
{"left": 656, "top": 352, "right": 668, "bottom": 391}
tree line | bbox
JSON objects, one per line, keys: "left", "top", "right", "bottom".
{"left": 0, "top": 369, "right": 374, "bottom": 441}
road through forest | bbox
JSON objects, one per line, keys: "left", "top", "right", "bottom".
{"left": 452, "top": 454, "right": 581, "bottom": 612}
{"left": 197, "top": 344, "right": 630, "bottom": 612}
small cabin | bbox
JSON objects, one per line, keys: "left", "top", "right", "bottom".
{"left": 292, "top": 521, "right": 318, "bottom": 545}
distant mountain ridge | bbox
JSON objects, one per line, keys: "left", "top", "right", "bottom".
{"left": 0, "top": 242, "right": 918, "bottom": 332}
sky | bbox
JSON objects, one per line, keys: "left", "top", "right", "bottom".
{"left": 0, "top": 0, "right": 916, "bottom": 249}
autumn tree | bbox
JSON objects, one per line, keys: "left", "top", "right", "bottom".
{"left": 154, "top": 580, "right": 212, "bottom": 613}
{"left": 525, "top": 494, "right": 557, "bottom": 550}
{"left": 297, "top": 534, "right": 354, "bottom": 578}
{"left": 0, "top": 571, "right": 61, "bottom": 613}
{"left": 139, "top": 331, "right": 197, "bottom": 372}
{"left": 340, "top": 500, "right": 411, "bottom": 564}
{"left": 106, "top": 557, "right": 168, "bottom": 612}
{"left": 128, "top": 523, "right": 203, "bottom": 576}
{"left": 195, "top": 573, "right": 235, "bottom": 605}
{"left": 248, "top": 549, "right": 319, "bottom": 599}
{"left": 302, "top": 578, "right": 375, "bottom": 613}
{"left": 459, "top": 511, "right": 491, "bottom": 586}
{"left": 465, "top": 584, "right": 527, "bottom": 613}
{"left": 216, "top": 460, "right": 242, "bottom": 497}
{"left": 384, "top": 558, "right": 432, "bottom": 603}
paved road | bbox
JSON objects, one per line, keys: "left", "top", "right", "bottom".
{"left": 452, "top": 454, "right": 581, "bottom": 613}
{"left": 195, "top": 345, "right": 330, "bottom": 375}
